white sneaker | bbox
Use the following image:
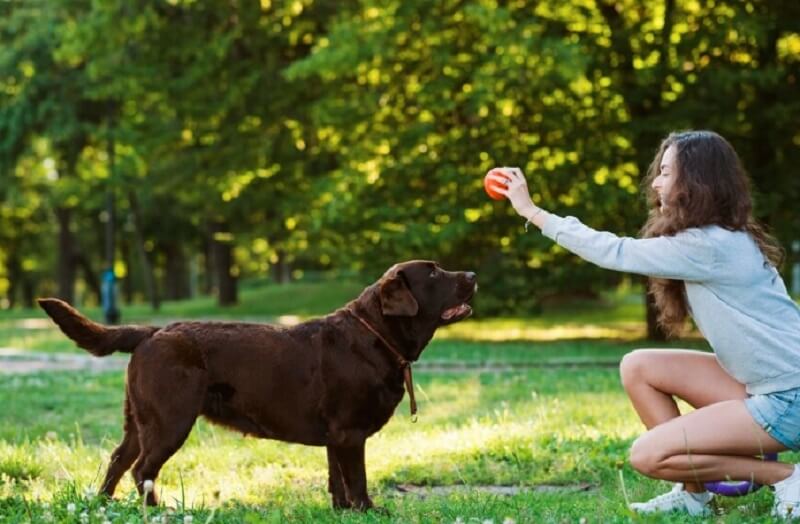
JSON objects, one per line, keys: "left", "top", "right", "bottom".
{"left": 773, "top": 465, "right": 800, "bottom": 519}
{"left": 629, "top": 483, "right": 713, "bottom": 517}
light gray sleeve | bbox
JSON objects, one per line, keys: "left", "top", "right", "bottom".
{"left": 541, "top": 215, "right": 715, "bottom": 281}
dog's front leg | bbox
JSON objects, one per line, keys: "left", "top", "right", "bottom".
{"left": 326, "top": 446, "right": 351, "bottom": 509}
{"left": 329, "top": 442, "right": 374, "bottom": 510}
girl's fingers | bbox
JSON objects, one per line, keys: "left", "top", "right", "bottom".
{"left": 501, "top": 167, "right": 519, "bottom": 181}
{"left": 488, "top": 167, "right": 526, "bottom": 188}
{"left": 493, "top": 187, "right": 509, "bottom": 197}
{"left": 487, "top": 174, "right": 511, "bottom": 186}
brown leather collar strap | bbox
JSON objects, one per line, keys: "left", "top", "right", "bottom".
{"left": 344, "top": 308, "right": 417, "bottom": 420}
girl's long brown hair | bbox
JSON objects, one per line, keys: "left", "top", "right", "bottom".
{"left": 640, "top": 130, "right": 784, "bottom": 337}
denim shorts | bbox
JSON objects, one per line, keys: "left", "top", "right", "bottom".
{"left": 745, "top": 386, "right": 800, "bottom": 451}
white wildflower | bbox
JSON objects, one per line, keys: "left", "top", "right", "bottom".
{"left": 184, "top": 516, "right": 194, "bottom": 524}
{"left": 143, "top": 479, "right": 154, "bottom": 492}
{"left": 66, "top": 503, "right": 76, "bottom": 514}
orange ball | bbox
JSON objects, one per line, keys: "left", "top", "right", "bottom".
{"left": 484, "top": 169, "right": 510, "bottom": 200}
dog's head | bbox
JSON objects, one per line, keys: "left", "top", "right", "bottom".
{"left": 352, "top": 260, "right": 476, "bottom": 360}
{"left": 378, "top": 260, "right": 477, "bottom": 327}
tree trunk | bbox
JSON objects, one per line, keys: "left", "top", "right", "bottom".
{"left": 203, "top": 235, "right": 214, "bottom": 295}
{"left": 74, "top": 254, "right": 102, "bottom": 304}
{"left": 272, "top": 248, "right": 291, "bottom": 284}
{"left": 55, "top": 207, "right": 76, "bottom": 303}
{"left": 128, "top": 191, "right": 160, "bottom": 310}
{"left": 22, "top": 278, "right": 35, "bottom": 309}
{"left": 599, "top": 1, "right": 676, "bottom": 342}
{"left": 163, "top": 242, "right": 190, "bottom": 300}
{"left": 120, "top": 238, "right": 134, "bottom": 304}
{"left": 209, "top": 221, "right": 237, "bottom": 306}
{"left": 5, "top": 252, "right": 19, "bottom": 309}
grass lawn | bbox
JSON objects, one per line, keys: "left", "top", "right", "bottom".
{"left": 0, "top": 281, "right": 793, "bottom": 522}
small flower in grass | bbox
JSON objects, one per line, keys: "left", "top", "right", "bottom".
{"left": 579, "top": 518, "right": 587, "bottom": 524}
{"left": 143, "top": 479, "right": 154, "bottom": 493}
{"left": 184, "top": 516, "right": 193, "bottom": 524}
{"left": 79, "top": 511, "right": 89, "bottom": 523}
{"left": 503, "top": 519, "right": 516, "bottom": 524}
{"left": 66, "top": 503, "right": 76, "bottom": 514}
{"left": 453, "top": 518, "right": 464, "bottom": 524}
{"left": 482, "top": 520, "right": 494, "bottom": 524}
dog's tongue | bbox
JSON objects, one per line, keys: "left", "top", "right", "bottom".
{"left": 441, "top": 303, "right": 470, "bottom": 320}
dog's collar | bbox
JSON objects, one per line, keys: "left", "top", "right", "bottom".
{"left": 344, "top": 307, "right": 417, "bottom": 421}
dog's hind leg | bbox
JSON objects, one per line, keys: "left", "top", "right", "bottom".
{"left": 128, "top": 350, "right": 207, "bottom": 505}
{"left": 131, "top": 401, "right": 202, "bottom": 505}
{"left": 100, "top": 393, "right": 140, "bottom": 497}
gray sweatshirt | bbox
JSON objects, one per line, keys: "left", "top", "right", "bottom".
{"left": 542, "top": 214, "right": 800, "bottom": 394}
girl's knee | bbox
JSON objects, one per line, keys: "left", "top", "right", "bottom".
{"left": 619, "top": 350, "right": 651, "bottom": 390}
{"left": 629, "top": 434, "right": 667, "bottom": 477}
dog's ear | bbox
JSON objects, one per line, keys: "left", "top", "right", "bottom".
{"left": 379, "top": 272, "right": 419, "bottom": 316}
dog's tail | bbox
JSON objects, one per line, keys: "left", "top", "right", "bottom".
{"left": 37, "top": 298, "right": 159, "bottom": 357}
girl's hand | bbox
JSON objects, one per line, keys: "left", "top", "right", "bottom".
{"left": 486, "top": 167, "right": 539, "bottom": 219}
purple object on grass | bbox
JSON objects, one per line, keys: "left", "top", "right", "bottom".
{"left": 704, "top": 453, "right": 779, "bottom": 496}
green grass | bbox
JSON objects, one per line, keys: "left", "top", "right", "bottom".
{"left": 0, "top": 282, "right": 791, "bottom": 522}
{"left": 0, "top": 367, "right": 792, "bottom": 523}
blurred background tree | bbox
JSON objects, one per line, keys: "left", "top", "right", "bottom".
{"left": 1, "top": 0, "right": 798, "bottom": 335}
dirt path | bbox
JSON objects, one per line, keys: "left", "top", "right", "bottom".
{"left": 0, "top": 348, "right": 128, "bottom": 374}
{"left": 0, "top": 348, "right": 619, "bottom": 375}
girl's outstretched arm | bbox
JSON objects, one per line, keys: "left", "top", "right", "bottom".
{"left": 487, "top": 166, "right": 715, "bottom": 281}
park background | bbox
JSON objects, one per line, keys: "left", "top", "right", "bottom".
{"left": 1, "top": 0, "right": 799, "bottom": 522}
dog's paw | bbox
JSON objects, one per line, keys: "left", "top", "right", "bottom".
{"left": 331, "top": 499, "right": 352, "bottom": 511}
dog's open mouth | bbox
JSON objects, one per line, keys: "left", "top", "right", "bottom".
{"left": 441, "top": 303, "right": 472, "bottom": 321}
{"left": 441, "top": 284, "right": 476, "bottom": 322}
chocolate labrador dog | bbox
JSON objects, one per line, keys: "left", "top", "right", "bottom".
{"left": 38, "top": 260, "right": 476, "bottom": 510}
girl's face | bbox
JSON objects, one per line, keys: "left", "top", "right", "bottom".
{"left": 652, "top": 144, "right": 678, "bottom": 209}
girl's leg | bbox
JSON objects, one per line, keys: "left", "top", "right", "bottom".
{"left": 619, "top": 349, "right": 748, "bottom": 491}
{"left": 629, "top": 399, "right": 790, "bottom": 484}
{"left": 620, "top": 349, "right": 747, "bottom": 426}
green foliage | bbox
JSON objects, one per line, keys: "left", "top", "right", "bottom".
{"left": 1, "top": 0, "right": 799, "bottom": 312}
